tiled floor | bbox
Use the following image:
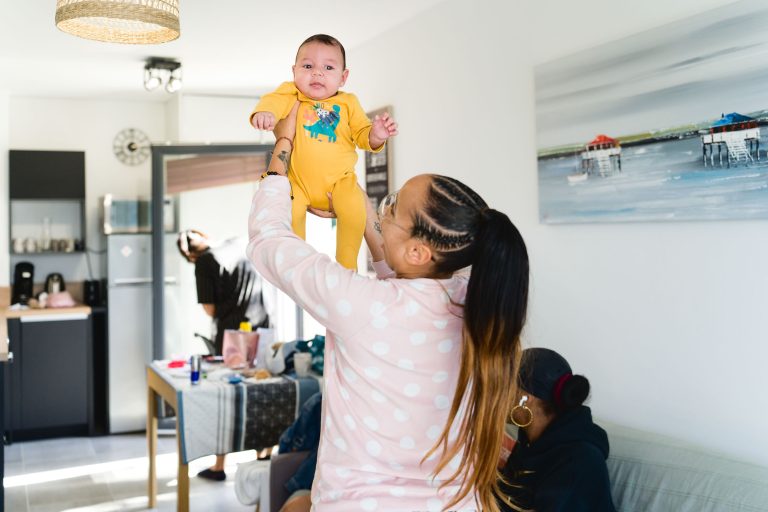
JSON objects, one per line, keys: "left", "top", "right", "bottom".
{"left": 4, "top": 433, "right": 263, "bottom": 511}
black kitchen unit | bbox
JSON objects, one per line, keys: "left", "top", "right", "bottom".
{"left": 4, "top": 312, "right": 94, "bottom": 441}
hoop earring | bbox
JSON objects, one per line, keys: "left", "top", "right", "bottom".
{"left": 509, "top": 395, "right": 533, "bottom": 428}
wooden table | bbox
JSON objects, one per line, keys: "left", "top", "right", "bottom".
{"left": 146, "top": 364, "right": 188, "bottom": 511}
{"left": 147, "top": 362, "right": 320, "bottom": 512}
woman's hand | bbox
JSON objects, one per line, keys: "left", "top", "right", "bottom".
{"left": 307, "top": 193, "right": 337, "bottom": 219}
{"left": 274, "top": 101, "right": 299, "bottom": 142}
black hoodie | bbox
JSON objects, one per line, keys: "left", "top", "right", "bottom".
{"left": 497, "top": 406, "right": 616, "bottom": 512}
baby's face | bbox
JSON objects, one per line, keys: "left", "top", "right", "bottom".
{"left": 293, "top": 41, "right": 348, "bottom": 101}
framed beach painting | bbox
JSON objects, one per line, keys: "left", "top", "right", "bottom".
{"left": 536, "top": 0, "right": 768, "bottom": 223}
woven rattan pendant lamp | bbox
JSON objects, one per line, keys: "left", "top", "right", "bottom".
{"left": 55, "top": 0, "right": 180, "bottom": 44}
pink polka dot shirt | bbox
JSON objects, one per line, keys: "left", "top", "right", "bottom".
{"left": 248, "top": 177, "right": 478, "bottom": 511}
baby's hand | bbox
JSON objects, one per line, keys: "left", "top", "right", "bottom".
{"left": 371, "top": 112, "right": 398, "bottom": 143}
{"left": 251, "top": 112, "right": 276, "bottom": 131}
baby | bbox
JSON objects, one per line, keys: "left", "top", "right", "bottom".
{"left": 250, "top": 34, "right": 398, "bottom": 270}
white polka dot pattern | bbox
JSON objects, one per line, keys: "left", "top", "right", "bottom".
{"left": 372, "top": 342, "right": 389, "bottom": 355}
{"left": 336, "top": 299, "right": 352, "bottom": 316}
{"left": 404, "top": 383, "right": 421, "bottom": 397}
{"left": 370, "top": 302, "right": 386, "bottom": 316}
{"left": 371, "top": 390, "right": 387, "bottom": 403}
{"left": 433, "top": 371, "right": 448, "bottom": 383}
{"left": 363, "top": 416, "right": 380, "bottom": 431}
{"left": 434, "top": 395, "right": 450, "bottom": 410}
{"left": 405, "top": 300, "right": 420, "bottom": 316}
{"left": 427, "top": 498, "right": 443, "bottom": 511}
{"left": 389, "top": 487, "right": 406, "bottom": 497}
{"left": 325, "top": 273, "right": 339, "bottom": 289}
{"left": 410, "top": 331, "right": 426, "bottom": 345}
{"left": 247, "top": 177, "right": 477, "bottom": 510}
{"left": 426, "top": 425, "right": 442, "bottom": 440}
{"left": 366, "top": 440, "right": 382, "bottom": 456}
{"left": 393, "top": 408, "right": 410, "bottom": 422}
{"left": 372, "top": 315, "right": 389, "bottom": 329}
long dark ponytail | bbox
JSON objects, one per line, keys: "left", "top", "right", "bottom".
{"left": 416, "top": 175, "right": 530, "bottom": 512}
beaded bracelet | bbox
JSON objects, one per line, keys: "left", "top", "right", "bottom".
{"left": 260, "top": 170, "right": 286, "bottom": 180}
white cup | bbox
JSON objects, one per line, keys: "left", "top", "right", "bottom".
{"left": 294, "top": 352, "right": 312, "bottom": 377}
{"left": 12, "top": 239, "right": 25, "bottom": 253}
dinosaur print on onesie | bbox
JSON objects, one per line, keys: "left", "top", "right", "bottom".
{"left": 303, "top": 103, "right": 341, "bottom": 143}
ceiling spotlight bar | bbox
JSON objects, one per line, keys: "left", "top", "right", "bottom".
{"left": 143, "top": 57, "right": 182, "bottom": 93}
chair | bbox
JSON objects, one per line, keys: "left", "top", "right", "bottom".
{"left": 269, "top": 451, "right": 311, "bottom": 512}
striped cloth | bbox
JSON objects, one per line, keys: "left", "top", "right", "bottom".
{"left": 151, "top": 363, "right": 320, "bottom": 464}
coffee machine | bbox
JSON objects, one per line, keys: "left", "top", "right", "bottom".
{"left": 12, "top": 261, "right": 34, "bottom": 305}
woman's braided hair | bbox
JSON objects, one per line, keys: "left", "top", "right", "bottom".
{"left": 416, "top": 175, "right": 530, "bottom": 512}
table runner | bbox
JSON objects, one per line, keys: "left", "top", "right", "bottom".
{"left": 150, "top": 362, "right": 320, "bottom": 463}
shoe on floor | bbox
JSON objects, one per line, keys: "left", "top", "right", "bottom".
{"left": 197, "top": 468, "right": 226, "bottom": 481}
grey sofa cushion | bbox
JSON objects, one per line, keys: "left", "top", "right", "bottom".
{"left": 601, "top": 421, "right": 768, "bottom": 512}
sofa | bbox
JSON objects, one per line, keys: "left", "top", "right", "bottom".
{"left": 260, "top": 422, "right": 768, "bottom": 512}
{"left": 602, "top": 421, "right": 768, "bottom": 511}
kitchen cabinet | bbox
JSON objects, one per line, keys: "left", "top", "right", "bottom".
{"left": 8, "top": 150, "right": 86, "bottom": 256}
{"left": 4, "top": 312, "right": 94, "bottom": 441}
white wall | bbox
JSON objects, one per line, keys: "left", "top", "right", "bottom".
{"left": 349, "top": 0, "right": 768, "bottom": 465}
{"left": 176, "top": 94, "right": 272, "bottom": 144}
{"left": 0, "top": 91, "right": 9, "bottom": 286}
{"left": 8, "top": 97, "right": 165, "bottom": 282}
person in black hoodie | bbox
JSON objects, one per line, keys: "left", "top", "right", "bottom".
{"left": 498, "top": 348, "right": 616, "bottom": 512}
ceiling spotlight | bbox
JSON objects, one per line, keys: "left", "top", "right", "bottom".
{"left": 143, "top": 57, "right": 182, "bottom": 93}
{"left": 165, "top": 69, "right": 183, "bottom": 93}
{"left": 144, "top": 68, "right": 162, "bottom": 91}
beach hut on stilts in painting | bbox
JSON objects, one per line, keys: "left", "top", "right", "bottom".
{"left": 568, "top": 134, "right": 622, "bottom": 183}
{"left": 701, "top": 112, "right": 760, "bottom": 167}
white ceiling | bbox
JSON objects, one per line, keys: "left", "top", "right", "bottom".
{"left": 0, "top": 0, "right": 446, "bottom": 101}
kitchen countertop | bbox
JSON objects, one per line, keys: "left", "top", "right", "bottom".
{"left": 3, "top": 305, "right": 92, "bottom": 319}
{"left": 1, "top": 292, "right": 91, "bottom": 358}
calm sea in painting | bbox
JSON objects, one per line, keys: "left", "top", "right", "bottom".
{"left": 536, "top": 0, "right": 768, "bottom": 223}
{"left": 539, "top": 136, "right": 768, "bottom": 223}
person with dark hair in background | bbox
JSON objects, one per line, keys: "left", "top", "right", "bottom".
{"left": 177, "top": 229, "right": 274, "bottom": 480}
{"left": 498, "top": 348, "right": 616, "bottom": 512}
{"left": 177, "top": 229, "right": 271, "bottom": 355}
{"left": 247, "top": 103, "right": 530, "bottom": 511}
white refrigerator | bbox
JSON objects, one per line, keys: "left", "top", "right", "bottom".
{"left": 106, "top": 233, "right": 180, "bottom": 433}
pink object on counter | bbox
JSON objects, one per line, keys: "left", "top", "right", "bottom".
{"left": 46, "top": 291, "right": 76, "bottom": 308}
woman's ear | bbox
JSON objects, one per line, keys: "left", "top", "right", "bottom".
{"left": 404, "top": 239, "right": 433, "bottom": 267}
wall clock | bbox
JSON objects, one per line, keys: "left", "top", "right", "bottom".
{"left": 113, "top": 128, "right": 151, "bottom": 166}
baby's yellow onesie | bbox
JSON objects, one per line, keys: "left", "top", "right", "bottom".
{"left": 251, "top": 81, "right": 383, "bottom": 270}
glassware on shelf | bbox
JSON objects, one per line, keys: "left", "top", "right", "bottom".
{"left": 40, "top": 216, "right": 52, "bottom": 251}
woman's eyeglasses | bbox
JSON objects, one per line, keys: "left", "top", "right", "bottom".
{"left": 378, "top": 190, "right": 398, "bottom": 219}
{"left": 377, "top": 190, "right": 410, "bottom": 235}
